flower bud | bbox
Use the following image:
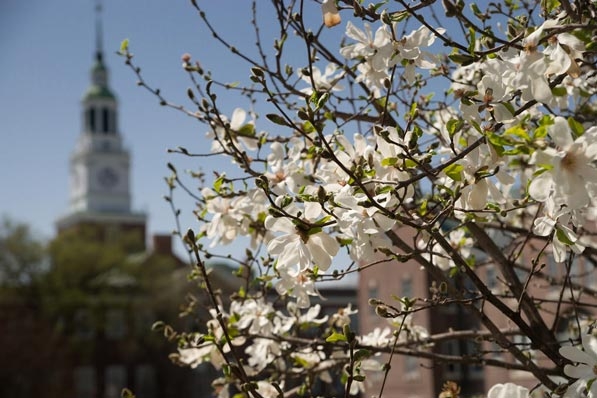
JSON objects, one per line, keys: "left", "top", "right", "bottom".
{"left": 321, "top": 0, "right": 341, "bottom": 28}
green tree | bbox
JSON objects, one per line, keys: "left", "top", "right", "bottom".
{"left": 0, "top": 217, "right": 45, "bottom": 288}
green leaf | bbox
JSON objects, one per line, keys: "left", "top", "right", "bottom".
{"left": 120, "top": 38, "right": 129, "bottom": 53}
{"left": 302, "top": 121, "right": 316, "bottom": 134}
{"left": 121, "top": 388, "right": 136, "bottom": 398}
{"left": 237, "top": 286, "right": 246, "bottom": 299}
{"left": 326, "top": 331, "right": 347, "bottom": 343}
{"left": 504, "top": 124, "right": 529, "bottom": 140}
{"left": 543, "top": 0, "right": 561, "bottom": 13}
{"left": 551, "top": 86, "right": 567, "bottom": 96}
{"left": 266, "top": 113, "right": 290, "bottom": 127}
{"left": 316, "top": 92, "right": 330, "bottom": 111}
{"left": 419, "top": 198, "right": 428, "bottom": 216}
{"left": 306, "top": 226, "right": 323, "bottom": 236}
{"left": 568, "top": 117, "right": 584, "bottom": 137}
{"left": 337, "top": 237, "right": 353, "bottom": 246}
{"left": 443, "top": 163, "right": 463, "bottom": 181}
{"left": 449, "top": 53, "right": 475, "bottom": 66}
{"left": 213, "top": 175, "right": 225, "bottom": 193}
{"left": 354, "top": 348, "right": 373, "bottom": 361}
{"left": 446, "top": 119, "right": 464, "bottom": 137}
{"left": 409, "top": 102, "right": 418, "bottom": 119}
{"left": 468, "top": 27, "right": 476, "bottom": 56}
{"left": 237, "top": 123, "right": 255, "bottom": 137}
{"left": 381, "top": 157, "right": 398, "bottom": 167}
{"left": 469, "top": 119, "right": 482, "bottom": 133}
{"left": 404, "top": 159, "right": 417, "bottom": 168}
{"left": 588, "top": 378, "right": 597, "bottom": 393}
{"left": 534, "top": 117, "right": 553, "bottom": 139}
{"left": 555, "top": 227, "right": 575, "bottom": 246}
{"left": 500, "top": 101, "right": 516, "bottom": 117}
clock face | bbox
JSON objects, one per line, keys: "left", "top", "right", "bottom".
{"left": 97, "top": 166, "right": 119, "bottom": 189}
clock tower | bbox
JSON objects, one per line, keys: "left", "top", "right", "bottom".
{"left": 56, "top": 4, "right": 146, "bottom": 249}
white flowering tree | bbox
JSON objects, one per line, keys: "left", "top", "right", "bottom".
{"left": 121, "top": 0, "right": 597, "bottom": 397}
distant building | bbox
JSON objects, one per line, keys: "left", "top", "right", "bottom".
{"left": 358, "top": 226, "right": 484, "bottom": 398}
{"left": 55, "top": 4, "right": 145, "bottom": 251}
{"left": 358, "top": 221, "right": 597, "bottom": 397}
{"left": 45, "top": 8, "right": 239, "bottom": 398}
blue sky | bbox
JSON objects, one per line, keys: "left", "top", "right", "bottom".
{"left": 0, "top": 0, "right": 453, "bottom": 281}
{"left": 0, "top": 0, "right": 366, "bottom": 276}
{"left": 0, "top": 0, "right": 300, "bottom": 256}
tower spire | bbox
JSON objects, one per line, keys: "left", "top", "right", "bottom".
{"left": 94, "top": 0, "right": 103, "bottom": 63}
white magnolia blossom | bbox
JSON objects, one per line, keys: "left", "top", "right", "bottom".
{"left": 286, "top": 302, "right": 328, "bottom": 326}
{"left": 231, "top": 298, "right": 275, "bottom": 335}
{"left": 341, "top": 21, "right": 444, "bottom": 96}
{"left": 330, "top": 303, "right": 358, "bottom": 328}
{"left": 179, "top": 5, "right": 597, "bottom": 397}
{"left": 530, "top": 118, "right": 597, "bottom": 210}
{"left": 207, "top": 107, "right": 258, "bottom": 153}
{"left": 266, "top": 139, "right": 310, "bottom": 195}
{"left": 559, "top": 331, "right": 597, "bottom": 397}
{"left": 533, "top": 197, "right": 585, "bottom": 262}
{"left": 255, "top": 381, "right": 283, "bottom": 398}
{"left": 348, "top": 358, "right": 385, "bottom": 396}
{"left": 358, "top": 327, "right": 393, "bottom": 347}
{"left": 386, "top": 24, "right": 445, "bottom": 84}
{"left": 275, "top": 267, "right": 321, "bottom": 308}
{"left": 487, "top": 383, "right": 529, "bottom": 398}
{"left": 340, "top": 21, "right": 391, "bottom": 68}
{"left": 298, "top": 64, "right": 344, "bottom": 94}
{"left": 418, "top": 228, "right": 474, "bottom": 271}
{"left": 201, "top": 187, "right": 269, "bottom": 248}
{"left": 266, "top": 200, "right": 339, "bottom": 275}
{"left": 245, "top": 338, "right": 282, "bottom": 372}
{"left": 178, "top": 312, "right": 245, "bottom": 370}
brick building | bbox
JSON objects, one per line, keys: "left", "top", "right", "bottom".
{"left": 357, "top": 224, "right": 593, "bottom": 397}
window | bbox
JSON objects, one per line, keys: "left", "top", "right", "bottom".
{"left": 112, "top": 112, "right": 117, "bottom": 133}
{"left": 105, "top": 309, "right": 127, "bottom": 340}
{"left": 513, "top": 334, "right": 534, "bottom": 361}
{"left": 442, "top": 340, "right": 462, "bottom": 379}
{"left": 135, "top": 365, "right": 156, "bottom": 398}
{"left": 135, "top": 309, "right": 155, "bottom": 336}
{"left": 464, "top": 340, "right": 483, "bottom": 379}
{"left": 401, "top": 277, "right": 413, "bottom": 298}
{"left": 556, "top": 312, "right": 591, "bottom": 345}
{"left": 102, "top": 107, "right": 110, "bottom": 133}
{"left": 88, "top": 108, "right": 96, "bottom": 133}
{"left": 404, "top": 355, "right": 419, "bottom": 378}
{"left": 74, "top": 309, "right": 95, "bottom": 339}
{"left": 74, "top": 366, "right": 96, "bottom": 398}
{"left": 105, "top": 365, "right": 127, "bottom": 398}
{"left": 486, "top": 266, "right": 497, "bottom": 290}
{"left": 489, "top": 341, "right": 504, "bottom": 359}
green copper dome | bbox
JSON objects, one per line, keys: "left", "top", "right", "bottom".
{"left": 84, "top": 58, "right": 116, "bottom": 100}
{"left": 84, "top": 84, "right": 116, "bottom": 101}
